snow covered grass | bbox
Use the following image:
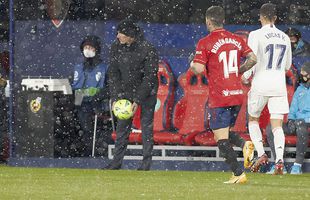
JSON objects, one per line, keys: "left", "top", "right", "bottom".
{"left": 0, "top": 165, "right": 309, "bottom": 200}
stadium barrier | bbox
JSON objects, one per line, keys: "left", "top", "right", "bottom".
{"left": 108, "top": 145, "right": 310, "bottom": 163}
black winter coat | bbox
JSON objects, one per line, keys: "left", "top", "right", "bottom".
{"left": 108, "top": 37, "right": 159, "bottom": 104}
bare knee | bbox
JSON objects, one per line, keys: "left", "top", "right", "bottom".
{"left": 248, "top": 115, "right": 259, "bottom": 122}
{"left": 270, "top": 115, "right": 283, "bottom": 129}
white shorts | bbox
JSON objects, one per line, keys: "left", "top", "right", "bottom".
{"left": 247, "top": 90, "right": 289, "bottom": 119}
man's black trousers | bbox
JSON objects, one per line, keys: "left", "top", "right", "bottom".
{"left": 109, "top": 95, "right": 157, "bottom": 169}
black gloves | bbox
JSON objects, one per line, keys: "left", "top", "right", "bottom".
{"left": 287, "top": 119, "right": 296, "bottom": 134}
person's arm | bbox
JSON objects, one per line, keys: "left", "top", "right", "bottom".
{"left": 240, "top": 32, "right": 257, "bottom": 80}
{"left": 96, "top": 64, "right": 108, "bottom": 89}
{"left": 93, "top": 65, "right": 109, "bottom": 103}
{"left": 240, "top": 32, "right": 257, "bottom": 74}
{"left": 288, "top": 87, "right": 299, "bottom": 120}
{"left": 190, "top": 39, "right": 207, "bottom": 74}
{"left": 285, "top": 39, "right": 292, "bottom": 72}
{"left": 0, "top": 76, "right": 7, "bottom": 88}
{"left": 71, "top": 64, "right": 82, "bottom": 90}
{"left": 239, "top": 52, "right": 257, "bottom": 74}
{"left": 133, "top": 45, "right": 159, "bottom": 105}
{"left": 108, "top": 45, "right": 124, "bottom": 103}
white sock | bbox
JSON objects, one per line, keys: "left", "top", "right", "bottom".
{"left": 273, "top": 127, "right": 285, "bottom": 163}
{"left": 249, "top": 121, "right": 265, "bottom": 157}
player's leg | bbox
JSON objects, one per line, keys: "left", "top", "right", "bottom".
{"left": 77, "top": 107, "right": 95, "bottom": 157}
{"left": 103, "top": 118, "right": 132, "bottom": 169}
{"left": 265, "top": 124, "right": 277, "bottom": 174}
{"left": 228, "top": 106, "right": 254, "bottom": 168}
{"left": 247, "top": 91, "right": 268, "bottom": 172}
{"left": 265, "top": 124, "right": 276, "bottom": 160}
{"left": 291, "top": 120, "right": 309, "bottom": 174}
{"left": 210, "top": 107, "right": 246, "bottom": 184}
{"left": 214, "top": 128, "right": 246, "bottom": 183}
{"left": 270, "top": 117, "right": 285, "bottom": 175}
{"left": 269, "top": 96, "right": 289, "bottom": 175}
{"left": 139, "top": 96, "right": 156, "bottom": 170}
{"left": 229, "top": 131, "right": 245, "bottom": 148}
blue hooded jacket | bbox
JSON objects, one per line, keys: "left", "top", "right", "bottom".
{"left": 288, "top": 83, "right": 310, "bottom": 123}
{"left": 72, "top": 35, "right": 108, "bottom": 107}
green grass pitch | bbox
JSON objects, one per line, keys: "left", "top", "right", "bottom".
{"left": 1, "top": 165, "right": 310, "bottom": 200}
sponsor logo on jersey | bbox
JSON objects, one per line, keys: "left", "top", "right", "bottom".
{"left": 222, "top": 89, "right": 243, "bottom": 96}
{"left": 95, "top": 72, "right": 102, "bottom": 82}
{"left": 74, "top": 71, "right": 78, "bottom": 81}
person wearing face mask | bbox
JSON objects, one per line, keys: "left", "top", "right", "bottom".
{"left": 266, "top": 62, "right": 310, "bottom": 175}
{"left": 72, "top": 35, "right": 109, "bottom": 157}
{"left": 285, "top": 28, "right": 310, "bottom": 58}
{"left": 103, "top": 19, "right": 159, "bottom": 171}
{"left": 285, "top": 27, "right": 310, "bottom": 86}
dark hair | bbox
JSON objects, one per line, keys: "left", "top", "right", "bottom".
{"left": 260, "top": 3, "right": 277, "bottom": 21}
{"left": 205, "top": 6, "right": 225, "bottom": 27}
{"left": 285, "top": 27, "right": 301, "bottom": 39}
{"left": 117, "top": 19, "right": 141, "bottom": 39}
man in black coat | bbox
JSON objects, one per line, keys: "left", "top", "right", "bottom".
{"left": 105, "top": 19, "right": 159, "bottom": 170}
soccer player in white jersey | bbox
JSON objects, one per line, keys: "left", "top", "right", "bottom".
{"left": 242, "top": 3, "right": 292, "bottom": 175}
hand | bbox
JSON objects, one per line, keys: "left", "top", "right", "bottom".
{"left": 190, "top": 62, "right": 205, "bottom": 74}
{"left": 241, "top": 74, "right": 250, "bottom": 85}
{"left": 0, "top": 77, "right": 7, "bottom": 87}
{"left": 132, "top": 102, "right": 138, "bottom": 115}
{"left": 94, "top": 107, "right": 103, "bottom": 116}
{"left": 287, "top": 119, "right": 296, "bottom": 133}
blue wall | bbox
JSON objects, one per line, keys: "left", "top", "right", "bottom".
{"left": 13, "top": 20, "right": 310, "bottom": 97}
{"left": 14, "top": 21, "right": 310, "bottom": 78}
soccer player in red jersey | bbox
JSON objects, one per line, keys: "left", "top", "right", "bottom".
{"left": 191, "top": 6, "right": 257, "bottom": 184}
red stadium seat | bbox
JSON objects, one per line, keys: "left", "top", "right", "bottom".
{"left": 284, "top": 134, "right": 310, "bottom": 147}
{"left": 154, "top": 60, "right": 175, "bottom": 131}
{"left": 177, "top": 69, "right": 209, "bottom": 145}
{"left": 155, "top": 68, "right": 210, "bottom": 145}
{"left": 194, "top": 131, "right": 217, "bottom": 146}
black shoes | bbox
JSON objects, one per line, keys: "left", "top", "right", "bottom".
{"left": 137, "top": 167, "right": 150, "bottom": 171}
{"left": 101, "top": 164, "right": 121, "bottom": 170}
{"left": 101, "top": 162, "right": 151, "bottom": 171}
{"left": 137, "top": 163, "right": 151, "bottom": 171}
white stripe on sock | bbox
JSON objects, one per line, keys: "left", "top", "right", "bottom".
{"left": 273, "top": 127, "right": 285, "bottom": 163}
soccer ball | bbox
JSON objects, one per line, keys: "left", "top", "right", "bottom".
{"left": 113, "top": 99, "right": 133, "bottom": 120}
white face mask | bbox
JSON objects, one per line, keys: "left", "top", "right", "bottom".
{"left": 83, "top": 49, "right": 96, "bottom": 58}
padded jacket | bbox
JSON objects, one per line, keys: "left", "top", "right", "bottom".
{"left": 288, "top": 83, "right": 310, "bottom": 123}
{"left": 108, "top": 36, "right": 159, "bottom": 104}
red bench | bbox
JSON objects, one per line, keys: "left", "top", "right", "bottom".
{"left": 154, "top": 68, "right": 210, "bottom": 145}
